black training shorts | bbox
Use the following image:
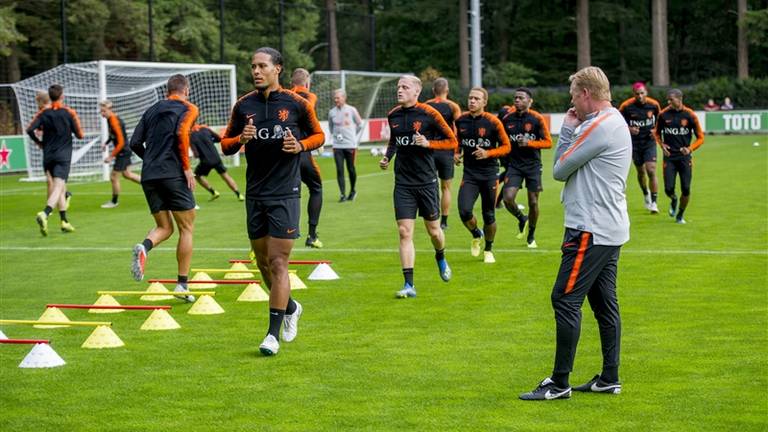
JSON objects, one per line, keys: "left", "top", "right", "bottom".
{"left": 44, "top": 159, "right": 71, "bottom": 181}
{"left": 394, "top": 184, "right": 440, "bottom": 221}
{"left": 113, "top": 153, "right": 133, "bottom": 172}
{"left": 194, "top": 161, "right": 227, "bottom": 177}
{"left": 632, "top": 141, "right": 657, "bottom": 166}
{"left": 246, "top": 197, "right": 301, "bottom": 240}
{"left": 141, "top": 177, "right": 196, "bottom": 213}
{"left": 433, "top": 149, "right": 455, "bottom": 181}
{"left": 503, "top": 163, "right": 542, "bottom": 192}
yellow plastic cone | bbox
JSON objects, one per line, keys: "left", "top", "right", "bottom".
{"left": 89, "top": 295, "right": 124, "bottom": 314}
{"left": 237, "top": 283, "right": 270, "bottom": 302}
{"left": 81, "top": 325, "right": 124, "bottom": 349}
{"left": 191, "top": 272, "right": 217, "bottom": 288}
{"left": 187, "top": 295, "right": 225, "bottom": 315}
{"left": 229, "top": 262, "right": 250, "bottom": 271}
{"left": 289, "top": 272, "right": 307, "bottom": 290}
{"left": 140, "top": 309, "right": 181, "bottom": 330}
{"left": 141, "top": 282, "right": 174, "bottom": 301}
{"left": 34, "top": 307, "right": 71, "bottom": 328}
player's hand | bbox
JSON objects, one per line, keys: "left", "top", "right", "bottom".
{"left": 564, "top": 108, "right": 581, "bottom": 128}
{"left": 101, "top": 144, "right": 107, "bottom": 152}
{"left": 184, "top": 169, "right": 195, "bottom": 191}
{"left": 413, "top": 131, "right": 429, "bottom": 148}
{"left": 379, "top": 156, "right": 390, "bottom": 170}
{"left": 281, "top": 128, "right": 303, "bottom": 154}
{"left": 518, "top": 136, "right": 529, "bottom": 147}
{"left": 104, "top": 155, "right": 114, "bottom": 163}
{"left": 240, "top": 118, "right": 256, "bottom": 144}
{"left": 661, "top": 143, "right": 671, "bottom": 157}
{"left": 629, "top": 126, "right": 640, "bottom": 135}
{"left": 473, "top": 148, "right": 489, "bottom": 160}
{"left": 680, "top": 147, "right": 691, "bottom": 156}
{"left": 454, "top": 153, "right": 462, "bottom": 166}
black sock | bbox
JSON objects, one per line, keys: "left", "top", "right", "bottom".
{"left": 112, "top": 194, "right": 118, "bottom": 204}
{"left": 209, "top": 188, "right": 217, "bottom": 195}
{"left": 470, "top": 227, "right": 483, "bottom": 238}
{"left": 601, "top": 367, "right": 619, "bottom": 383}
{"left": 441, "top": 215, "right": 448, "bottom": 226}
{"left": 44, "top": 205, "right": 53, "bottom": 216}
{"left": 651, "top": 192, "right": 658, "bottom": 203}
{"left": 402, "top": 268, "right": 414, "bottom": 286}
{"left": 177, "top": 274, "right": 188, "bottom": 289}
{"left": 286, "top": 297, "right": 297, "bottom": 315}
{"left": 142, "top": 238, "right": 154, "bottom": 253}
{"left": 233, "top": 190, "right": 241, "bottom": 197}
{"left": 505, "top": 202, "right": 524, "bottom": 221}
{"left": 435, "top": 248, "right": 445, "bottom": 261}
{"left": 552, "top": 372, "right": 569, "bottom": 389}
{"left": 484, "top": 240, "right": 493, "bottom": 251}
{"left": 677, "top": 207, "right": 686, "bottom": 219}
{"left": 527, "top": 225, "right": 537, "bottom": 242}
{"left": 65, "top": 191, "right": 72, "bottom": 198}
{"left": 59, "top": 211, "right": 68, "bottom": 222}
{"left": 309, "top": 224, "right": 318, "bottom": 238}
{"left": 268, "top": 308, "right": 286, "bottom": 340}
{"left": 640, "top": 186, "right": 648, "bottom": 196}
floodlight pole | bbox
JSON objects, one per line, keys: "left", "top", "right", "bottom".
{"left": 470, "top": 0, "right": 482, "bottom": 87}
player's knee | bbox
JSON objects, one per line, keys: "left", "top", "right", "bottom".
{"left": 459, "top": 210, "right": 473, "bottom": 222}
{"left": 397, "top": 224, "right": 412, "bottom": 240}
{"left": 664, "top": 187, "right": 675, "bottom": 197}
{"left": 482, "top": 212, "right": 495, "bottom": 226}
{"left": 681, "top": 187, "right": 690, "bottom": 197}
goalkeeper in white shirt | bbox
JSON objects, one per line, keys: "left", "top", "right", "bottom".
{"left": 328, "top": 89, "right": 363, "bottom": 202}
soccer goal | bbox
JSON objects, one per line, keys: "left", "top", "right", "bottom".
{"left": 11, "top": 60, "right": 237, "bottom": 181}
{"left": 309, "top": 70, "right": 405, "bottom": 145}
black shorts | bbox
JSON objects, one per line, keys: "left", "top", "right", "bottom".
{"left": 458, "top": 176, "right": 499, "bottom": 224}
{"left": 632, "top": 142, "right": 657, "bottom": 166}
{"left": 300, "top": 152, "right": 322, "bottom": 193}
{"left": 433, "top": 150, "right": 455, "bottom": 181}
{"left": 394, "top": 184, "right": 440, "bottom": 221}
{"left": 663, "top": 157, "right": 693, "bottom": 195}
{"left": 142, "top": 177, "right": 196, "bottom": 214}
{"left": 246, "top": 197, "right": 301, "bottom": 240}
{"left": 113, "top": 153, "right": 133, "bottom": 172}
{"left": 194, "top": 161, "right": 227, "bottom": 177}
{"left": 44, "top": 159, "right": 70, "bottom": 181}
{"left": 503, "top": 163, "right": 542, "bottom": 192}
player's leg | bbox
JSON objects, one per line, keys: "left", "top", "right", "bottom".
{"left": 480, "top": 178, "right": 498, "bottom": 263}
{"left": 394, "top": 186, "right": 418, "bottom": 297}
{"left": 495, "top": 166, "right": 508, "bottom": 209}
{"left": 194, "top": 164, "right": 219, "bottom": 200}
{"left": 435, "top": 151, "right": 454, "bottom": 230}
{"left": 458, "top": 179, "right": 483, "bottom": 257}
{"left": 346, "top": 149, "right": 358, "bottom": 201}
{"left": 100, "top": 170, "right": 122, "bottom": 208}
{"left": 121, "top": 165, "right": 141, "bottom": 184}
{"left": 420, "top": 185, "right": 451, "bottom": 282}
{"left": 215, "top": 165, "right": 243, "bottom": 200}
{"left": 662, "top": 159, "right": 678, "bottom": 217}
{"left": 676, "top": 158, "right": 692, "bottom": 223}
{"left": 525, "top": 167, "right": 543, "bottom": 248}
{"left": 54, "top": 176, "right": 74, "bottom": 232}
{"left": 644, "top": 144, "right": 659, "bottom": 213}
{"left": 170, "top": 208, "right": 196, "bottom": 300}
{"left": 334, "top": 149, "right": 346, "bottom": 201}
{"left": 439, "top": 179, "right": 452, "bottom": 230}
{"left": 503, "top": 169, "right": 528, "bottom": 239}
{"left": 633, "top": 147, "right": 650, "bottom": 208}
{"left": 302, "top": 155, "right": 323, "bottom": 247}
{"left": 131, "top": 209, "right": 174, "bottom": 281}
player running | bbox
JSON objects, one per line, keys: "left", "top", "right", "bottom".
{"left": 190, "top": 124, "right": 244, "bottom": 202}
{"left": 290, "top": 68, "right": 324, "bottom": 248}
{"left": 426, "top": 78, "right": 462, "bottom": 230}
{"left": 654, "top": 89, "right": 704, "bottom": 224}
{"left": 26, "top": 84, "right": 84, "bottom": 235}
{"left": 379, "top": 75, "right": 457, "bottom": 298}
{"left": 454, "top": 87, "right": 511, "bottom": 263}
{"left": 618, "top": 82, "right": 662, "bottom": 213}
{"left": 221, "top": 48, "right": 324, "bottom": 356}
{"left": 499, "top": 88, "right": 552, "bottom": 248}
{"left": 129, "top": 74, "right": 199, "bottom": 304}
{"left": 99, "top": 100, "right": 141, "bottom": 208}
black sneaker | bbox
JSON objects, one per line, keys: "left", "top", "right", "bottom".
{"left": 347, "top": 191, "right": 357, "bottom": 201}
{"left": 519, "top": 377, "right": 572, "bottom": 401}
{"left": 669, "top": 198, "right": 678, "bottom": 217}
{"left": 339, "top": 194, "right": 347, "bottom": 203}
{"left": 572, "top": 374, "right": 622, "bottom": 394}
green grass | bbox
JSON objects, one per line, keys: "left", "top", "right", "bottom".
{"left": 1, "top": 134, "right": 766, "bottom": 431}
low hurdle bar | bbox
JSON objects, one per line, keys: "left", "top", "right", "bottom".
{"left": 0, "top": 338, "right": 51, "bottom": 344}
{"left": 47, "top": 304, "right": 171, "bottom": 311}
{"left": 96, "top": 291, "right": 215, "bottom": 296}
{"left": 0, "top": 320, "right": 112, "bottom": 327}
{"left": 148, "top": 279, "right": 260, "bottom": 285}
{"left": 228, "top": 260, "right": 332, "bottom": 265}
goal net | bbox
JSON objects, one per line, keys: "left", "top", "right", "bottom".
{"left": 11, "top": 60, "right": 237, "bottom": 181}
{"left": 309, "top": 70, "right": 405, "bottom": 145}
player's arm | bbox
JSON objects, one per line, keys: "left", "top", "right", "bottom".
{"left": 553, "top": 112, "right": 612, "bottom": 181}
{"left": 327, "top": 110, "right": 335, "bottom": 136}
{"left": 220, "top": 102, "right": 246, "bottom": 155}
{"left": 484, "top": 116, "right": 511, "bottom": 158}
{"left": 129, "top": 114, "right": 148, "bottom": 158}
{"left": 527, "top": 114, "right": 553, "bottom": 149}
{"left": 26, "top": 114, "right": 44, "bottom": 145}
{"left": 298, "top": 101, "right": 325, "bottom": 152}
{"left": 108, "top": 115, "right": 125, "bottom": 158}
{"left": 689, "top": 112, "right": 704, "bottom": 152}
{"left": 208, "top": 127, "right": 222, "bottom": 143}
{"left": 66, "top": 108, "right": 85, "bottom": 139}
{"left": 426, "top": 109, "right": 458, "bottom": 151}
{"left": 353, "top": 107, "right": 363, "bottom": 134}
{"left": 176, "top": 103, "right": 199, "bottom": 171}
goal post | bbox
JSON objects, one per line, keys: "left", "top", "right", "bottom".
{"left": 11, "top": 60, "right": 238, "bottom": 182}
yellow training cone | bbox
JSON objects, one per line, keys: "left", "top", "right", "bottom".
{"left": 229, "top": 262, "right": 250, "bottom": 271}
{"left": 237, "top": 283, "right": 270, "bottom": 302}
{"left": 89, "top": 295, "right": 124, "bottom": 314}
{"left": 289, "top": 272, "right": 307, "bottom": 290}
{"left": 81, "top": 325, "right": 124, "bottom": 349}
{"left": 140, "top": 309, "right": 181, "bottom": 330}
{"left": 141, "top": 282, "right": 174, "bottom": 301}
{"left": 190, "top": 272, "right": 217, "bottom": 289}
{"left": 188, "top": 295, "right": 225, "bottom": 315}
{"left": 34, "top": 307, "right": 71, "bottom": 328}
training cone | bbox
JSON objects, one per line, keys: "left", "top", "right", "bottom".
{"left": 89, "top": 294, "right": 124, "bottom": 313}
{"left": 81, "top": 325, "right": 124, "bottom": 349}
{"left": 237, "top": 283, "right": 270, "bottom": 302}
{"left": 289, "top": 272, "right": 307, "bottom": 289}
{"left": 308, "top": 263, "right": 340, "bottom": 280}
{"left": 141, "top": 282, "right": 174, "bottom": 301}
{"left": 0, "top": 329, "right": 7, "bottom": 339}
{"left": 191, "top": 272, "right": 217, "bottom": 289}
{"left": 34, "top": 307, "right": 71, "bottom": 329}
{"left": 225, "top": 262, "right": 254, "bottom": 279}
{"left": 187, "top": 295, "right": 225, "bottom": 315}
{"left": 19, "top": 343, "right": 66, "bottom": 368}
{"left": 140, "top": 309, "right": 181, "bottom": 330}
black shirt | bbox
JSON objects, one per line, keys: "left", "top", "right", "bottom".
{"left": 26, "top": 101, "right": 84, "bottom": 163}
{"left": 618, "top": 97, "right": 662, "bottom": 145}
{"left": 654, "top": 105, "right": 704, "bottom": 160}
{"left": 455, "top": 111, "right": 511, "bottom": 180}
{"left": 191, "top": 126, "right": 222, "bottom": 165}
{"left": 499, "top": 108, "right": 552, "bottom": 168}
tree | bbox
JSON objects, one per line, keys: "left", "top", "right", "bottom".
{"left": 459, "top": 0, "right": 469, "bottom": 89}
{"left": 652, "top": 0, "right": 669, "bottom": 86}
{"left": 326, "top": 0, "right": 340, "bottom": 70}
{"left": 576, "top": 0, "right": 590, "bottom": 69}
{"left": 0, "top": 4, "right": 27, "bottom": 82}
{"left": 737, "top": 0, "right": 749, "bottom": 79}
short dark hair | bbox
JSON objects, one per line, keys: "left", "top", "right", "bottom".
{"left": 167, "top": 74, "right": 189, "bottom": 94}
{"left": 668, "top": 88, "right": 683, "bottom": 99}
{"left": 432, "top": 78, "right": 449, "bottom": 95}
{"left": 254, "top": 47, "right": 284, "bottom": 68}
{"left": 48, "top": 84, "right": 63, "bottom": 102}
{"left": 515, "top": 87, "right": 533, "bottom": 98}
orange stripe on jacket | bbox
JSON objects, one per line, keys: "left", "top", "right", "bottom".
{"left": 63, "top": 106, "right": 84, "bottom": 139}
{"left": 108, "top": 114, "right": 125, "bottom": 157}
{"left": 483, "top": 112, "right": 511, "bottom": 159}
{"left": 418, "top": 103, "right": 457, "bottom": 151}
{"left": 170, "top": 95, "right": 199, "bottom": 171}
{"left": 564, "top": 232, "right": 591, "bottom": 294}
{"left": 527, "top": 110, "right": 553, "bottom": 149}
{"left": 284, "top": 89, "right": 325, "bottom": 151}
{"left": 684, "top": 107, "right": 705, "bottom": 151}
{"left": 558, "top": 113, "right": 611, "bottom": 162}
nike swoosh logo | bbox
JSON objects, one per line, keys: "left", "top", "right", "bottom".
{"left": 544, "top": 389, "right": 567, "bottom": 400}
{"left": 287, "top": 229, "right": 296, "bottom": 234}
{"left": 270, "top": 312, "right": 279, "bottom": 316}
{"left": 246, "top": 113, "right": 256, "bottom": 120}
{"left": 563, "top": 242, "right": 577, "bottom": 247}
{"left": 392, "top": 124, "right": 399, "bottom": 128}
{"left": 591, "top": 382, "right": 620, "bottom": 392}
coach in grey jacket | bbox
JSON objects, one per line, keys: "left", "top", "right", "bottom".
{"left": 329, "top": 89, "right": 363, "bottom": 202}
{"left": 520, "top": 66, "right": 631, "bottom": 401}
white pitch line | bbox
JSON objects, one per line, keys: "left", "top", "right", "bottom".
{"left": 0, "top": 245, "right": 764, "bottom": 256}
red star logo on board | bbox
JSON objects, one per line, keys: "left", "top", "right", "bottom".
{"left": 0, "top": 141, "right": 12, "bottom": 169}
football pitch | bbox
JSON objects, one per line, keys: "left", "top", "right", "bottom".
{"left": 1, "top": 134, "right": 766, "bottom": 431}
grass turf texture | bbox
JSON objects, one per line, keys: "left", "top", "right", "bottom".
{"left": 1, "top": 134, "right": 766, "bottom": 431}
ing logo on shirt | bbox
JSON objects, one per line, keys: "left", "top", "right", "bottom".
{"left": 412, "top": 121, "right": 422, "bottom": 133}
{"left": 478, "top": 127, "right": 486, "bottom": 137}
{"left": 277, "top": 109, "right": 289, "bottom": 122}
